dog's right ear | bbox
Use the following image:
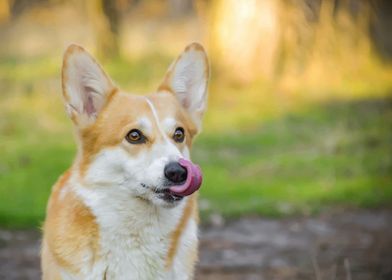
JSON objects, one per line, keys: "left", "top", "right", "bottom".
{"left": 158, "top": 43, "right": 209, "bottom": 132}
{"left": 62, "top": 44, "right": 116, "bottom": 128}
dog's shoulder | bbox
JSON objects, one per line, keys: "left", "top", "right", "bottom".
{"left": 43, "top": 169, "right": 100, "bottom": 276}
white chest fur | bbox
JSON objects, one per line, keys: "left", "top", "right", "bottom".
{"left": 70, "top": 186, "right": 198, "bottom": 280}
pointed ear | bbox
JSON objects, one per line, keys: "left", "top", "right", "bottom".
{"left": 62, "top": 44, "right": 116, "bottom": 128}
{"left": 158, "top": 43, "right": 210, "bottom": 131}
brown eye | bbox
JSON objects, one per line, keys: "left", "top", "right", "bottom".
{"left": 126, "top": 129, "right": 146, "bottom": 144}
{"left": 173, "top": 127, "right": 185, "bottom": 143}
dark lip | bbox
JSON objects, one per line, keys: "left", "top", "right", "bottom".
{"left": 159, "top": 192, "right": 183, "bottom": 203}
{"left": 140, "top": 183, "right": 183, "bottom": 203}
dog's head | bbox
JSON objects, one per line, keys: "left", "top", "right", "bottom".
{"left": 62, "top": 43, "right": 209, "bottom": 208}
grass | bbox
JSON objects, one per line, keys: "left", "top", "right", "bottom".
{"left": 195, "top": 98, "right": 392, "bottom": 219}
{"left": 1, "top": 93, "right": 391, "bottom": 227}
{"left": 0, "top": 52, "right": 391, "bottom": 228}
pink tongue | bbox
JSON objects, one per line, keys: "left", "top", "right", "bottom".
{"left": 169, "top": 158, "right": 203, "bottom": 197}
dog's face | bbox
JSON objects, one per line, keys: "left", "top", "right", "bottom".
{"left": 62, "top": 44, "right": 209, "bottom": 208}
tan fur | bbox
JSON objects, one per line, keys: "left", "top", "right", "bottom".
{"left": 147, "top": 93, "right": 199, "bottom": 145}
{"left": 42, "top": 170, "right": 100, "bottom": 278}
{"left": 78, "top": 92, "right": 149, "bottom": 176}
{"left": 42, "top": 43, "right": 208, "bottom": 279}
{"left": 165, "top": 195, "right": 198, "bottom": 269}
{"left": 78, "top": 92, "right": 196, "bottom": 176}
{"left": 43, "top": 92, "right": 201, "bottom": 278}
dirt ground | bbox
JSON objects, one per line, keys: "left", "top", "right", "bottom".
{"left": 0, "top": 209, "right": 391, "bottom": 280}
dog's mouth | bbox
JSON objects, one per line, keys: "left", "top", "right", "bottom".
{"left": 156, "top": 188, "right": 184, "bottom": 203}
{"left": 141, "top": 183, "right": 184, "bottom": 203}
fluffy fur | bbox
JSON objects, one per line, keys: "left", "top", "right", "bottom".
{"left": 41, "top": 43, "right": 209, "bottom": 280}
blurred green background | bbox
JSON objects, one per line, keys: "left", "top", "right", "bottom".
{"left": 0, "top": 0, "right": 391, "bottom": 227}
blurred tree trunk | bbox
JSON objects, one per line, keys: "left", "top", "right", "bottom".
{"left": 371, "top": 0, "right": 392, "bottom": 59}
{"left": 168, "top": 0, "right": 193, "bottom": 18}
{"left": 5, "top": 0, "right": 49, "bottom": 19}
{"left": 87, "top": 0, "right": 120, "bottom": 60}
{"left": 0, "top": 0, "right": 12, "bottom": 23}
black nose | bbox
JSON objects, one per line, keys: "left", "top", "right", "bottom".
{"left": 164, "top": 161, "right": 187, "bottom": 184}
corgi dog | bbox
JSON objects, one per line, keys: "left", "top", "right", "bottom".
{"left": 41, "top": 42, "right": 209, "bottom": 280}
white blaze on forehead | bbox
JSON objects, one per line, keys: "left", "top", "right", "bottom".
{"left": 144, "top": 97, "right": 183, "bottom": 161}
{"left": 144, "top": 97, "right": 170, "bottom": 141}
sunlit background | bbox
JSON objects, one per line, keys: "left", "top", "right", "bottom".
{"left": 0, "top": 0, "right": 391, "bottom": 228}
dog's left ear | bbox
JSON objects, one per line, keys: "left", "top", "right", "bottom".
{"left": 158, "top": 43, "right": 210, "bottom": 131}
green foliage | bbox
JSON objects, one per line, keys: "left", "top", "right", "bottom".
{"left": 195, "top": 98, "right": 392, "bottom": 218}
{"left": 0, "top": 53, "right": 391, "bottom": 228}
{"left": 1, "top": 0, "right": 392, "bottom": 229}
{"left": 1, "top": 92, "right": 391, "bottom": 227}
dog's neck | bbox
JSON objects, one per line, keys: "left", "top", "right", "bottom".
{"left": 67, "top": 168, "right": 189, "bottom": 279}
